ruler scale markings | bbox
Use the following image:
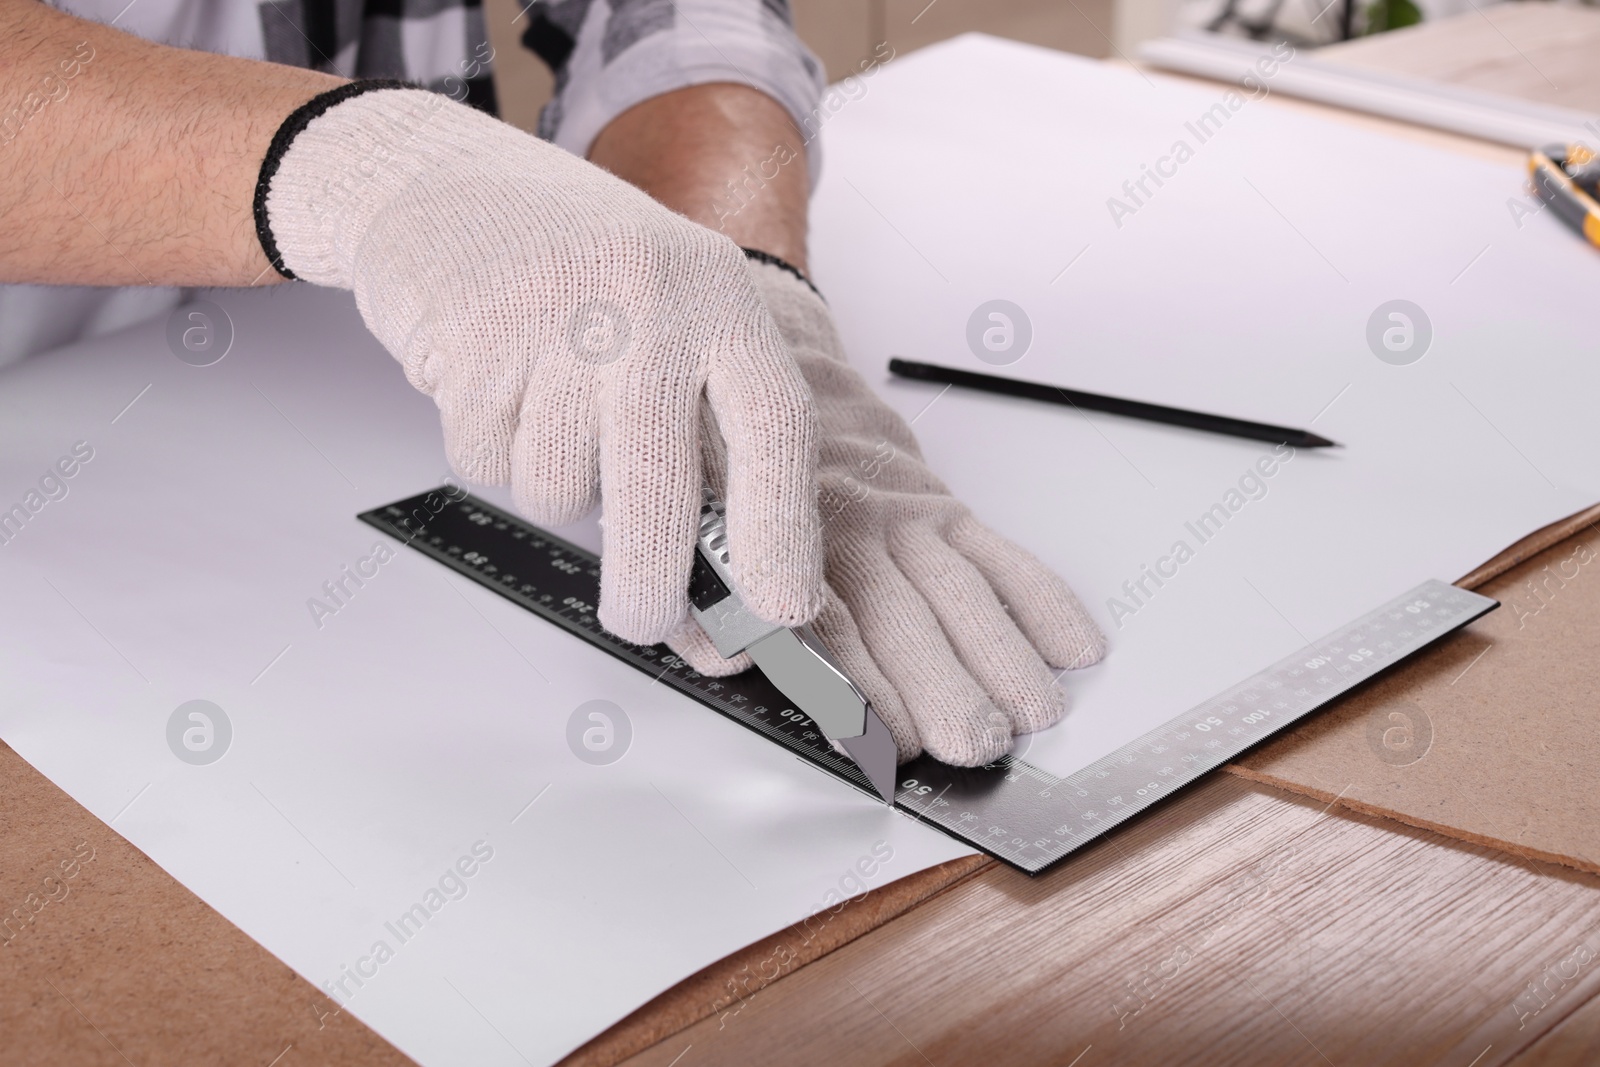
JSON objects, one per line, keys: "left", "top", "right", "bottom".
{"left": 360, "top": 490, "right": 1497, "bottom": 875}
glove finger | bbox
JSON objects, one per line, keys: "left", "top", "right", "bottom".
{"left": 664, "top": 618, "right": 752, "bottom": 678}
{"left": 808, "top": 589, "right": 921, "bottom": 764}
{"left": 949, "top": 514, "right": 1107, "bottom": 671}
{"left": 396, "top": 279, "right": 523, "bottom": 486}
{"left": 594, "top": 343, "right": 704, "bottom": 645}
{"left": 510, "top": 343, "right": 604, "bottom": 526}
{"left": 892, "top": 525, "right": 1065, "bottom": 736}
{"left": 703, "top": 302, "right": 822, "bottom": 629}
{"left": 831, "top": 545, "right": 1011, "bottom": 768}
{"left": 434, "top": 380, "right": 518, "bottom": 487}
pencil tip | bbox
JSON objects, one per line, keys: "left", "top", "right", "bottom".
{"left": 1302, "top": 433, "right": 1340, "bottom": 448}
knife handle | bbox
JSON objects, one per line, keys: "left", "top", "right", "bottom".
{"left": 693, "top": 489, "right": 736, "bottom": 591}
{"left": 688, "top": 489, "right": 782, "bottom": 658}
{"left": 688, "top": 551, "right": 732, "bottom": 612}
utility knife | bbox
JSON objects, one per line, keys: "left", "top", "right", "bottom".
{"left": 688, "top": 491, "right": 898, "bottom": 804}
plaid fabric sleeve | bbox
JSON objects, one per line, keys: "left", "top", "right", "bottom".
{"left": 259, "top": 0, "right": 499, "bottom": 114}
{"left": 522, "top": 0, "right": 827, "bottom": 188}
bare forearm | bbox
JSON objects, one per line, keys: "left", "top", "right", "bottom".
{"left": 0, "top": 0, "right": 341, "bottom": 286}
{"left": 588, "top": 83, "right": 811, "bottom": 274}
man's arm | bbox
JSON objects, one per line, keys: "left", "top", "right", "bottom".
{"left": 588, "top": 83, "right": 811, "bottom": 273}
{"left": 1, "top": 1, "right": 826, "bottom": 651}
{"left": 0, "top": 0, "right": 340, "bottom": 286}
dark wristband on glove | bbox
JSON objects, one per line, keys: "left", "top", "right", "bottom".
{"left": 253, "top": 79, "right": 415, "bottom": 281}
{"left": 741, "top": 247, "right": 824, "bottom": 302}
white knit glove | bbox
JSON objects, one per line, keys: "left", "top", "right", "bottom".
{"left": 259, "top": 85, "right": 823, "bottom": 643}
{"left": 671, "top": 259, "right": 1107, "bottom": 767}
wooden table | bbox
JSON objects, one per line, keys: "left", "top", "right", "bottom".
{"left": 6, "top": 9, "right": 1600, "bottom": 1066}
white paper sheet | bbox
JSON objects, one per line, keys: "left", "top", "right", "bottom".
{"left": 0, "top": 285, "right": 972, "bottom": 1066}
{"left": 0, "top": 34, "right": 1595, "bottom": 1067}
{"left": 807, "top": 34, "right": 1600, "bottom": 778}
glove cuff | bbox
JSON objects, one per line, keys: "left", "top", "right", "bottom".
{"left": 253, "top": 80, "right": 414, "bottom": 281}
{"left": 258, "top": 82, "right": 522, "bottom": 288}
{"left": 740, "top": 247, "right": 823, "bottom": 302}
{"left": 743, "top": 249, "right": 852, "bottom": 369}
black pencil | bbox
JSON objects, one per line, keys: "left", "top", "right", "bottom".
{"left": 887, "top": 358, "right": 1339, "bottom": 449}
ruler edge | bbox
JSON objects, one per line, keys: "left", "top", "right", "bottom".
{"left": 991, "top": 580, "right": 1500, "bottom": 876}
{"left": 356, "top": 492, "right": 1083, "bottom": 862}
{"left": 359, "top": 490, "right": 1499, "bottom": 879}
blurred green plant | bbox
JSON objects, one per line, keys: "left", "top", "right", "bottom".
{"left": 1364, "top": 0, "right": 1423, "bottom": 34}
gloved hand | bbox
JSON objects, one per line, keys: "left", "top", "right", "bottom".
{"left": 259, "top": 84, "right": 823, "bottom": 644}
{"left": 670, "top": 258, "right": 1106, "bottom": 767}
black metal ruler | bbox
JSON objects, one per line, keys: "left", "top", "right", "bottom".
{"left": 360, "top": 489, "right": 1497, "bottom": 875}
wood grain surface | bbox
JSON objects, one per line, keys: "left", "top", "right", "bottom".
{"left": 614, "top": 774, "right": 1600, "bottom": 1067}
{"left": 1518, "top": 990, "right": 1600, "bottom": 1066}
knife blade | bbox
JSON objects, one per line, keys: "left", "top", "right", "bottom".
{"left": 687, "top": 491, "right": 898, "bottom": 803}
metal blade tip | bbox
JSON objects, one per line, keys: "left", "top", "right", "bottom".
{"left": 837, "top": 707, "right": 899, "bottom": 804}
